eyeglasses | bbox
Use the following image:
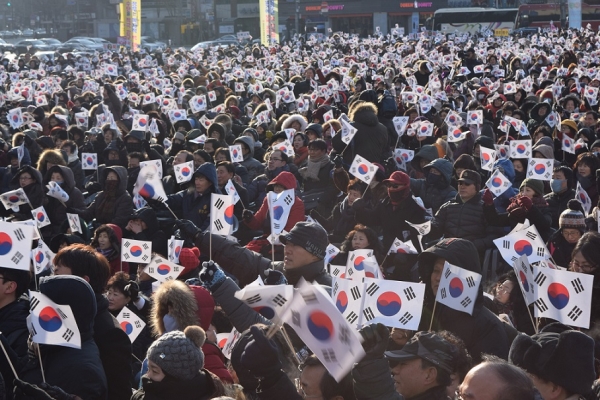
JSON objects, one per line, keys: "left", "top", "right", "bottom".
{"left": 294, "top": 379, "right": 322, "bottom": 399}
{"left": 570, "top": 259, "right": 597, "bottom": 273}
{"left": 562, "top": 230, "right": 582, "bottom": 239}
{"left": 496, "top": 284, "right": 512, "bottom": 295}
{"left": 19, "top": 176, "right": 33, "bottom": 181}
{"left": 269, "top": 158, "right": 283, "bottom": 162}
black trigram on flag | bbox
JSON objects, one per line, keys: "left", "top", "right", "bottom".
{"left": 62, "top": 328, "right": 74, "bottom": 342}
{"left": 536, "top": 247, "right": 545, "bottom": 257}
{"left": 525, "top": 231, "right": 537, "bottom": 240}
{"left": 534, "top": 271, "right": 547, "bottom": 286}
{"left": 466, "top": 276, "right": 476, "bottom": 288}
{"left": 571, "top": 278, "right": 584, "bottom": 294}
{"left": 30, "top": 324, "right": 37, "bottom": 336}
{"left": 332, "top": 267, "right": 341, "bottom": 276}
{"left": 346, "top": 311, "right": 358, "bottom": 324}
{"left": 283, "top": 195, "right": 293, "bottom": 205}
{"left": 568, "top": 306, "right": 583, "bottom": 321}
{"left": 440, "top": 288, "right": 447, "bottom": 299}
{"left": 363, "top": 307, "right": 375, "bottom": 321}
{"left": 142, "top": 243, "right": 150, "bottom": 250}
{"left": 399, "top": 312, "right": 413, "bottom": 325}
{"left": 272, "top": 294, "right": 287, "bottom": 307}
{"left": 214, "top": 198, "right": 225, "bottom": 209}
{"left": 57, "top": 308, "right": 68, "bottom": 320}
{"left": 14, "top": 228, "right": 25, "bottom": 241}
{"left": 460, "top": 297, "right": 472, "bottom": 308}
{"left": 534, "top": 298, "right": 548, "bottom": 312}
{"left": 301, "top": 292, "right": 318, "bottom": 304}
{"left": 123, "top": 241, "right": 131, "bottom": 248}
{"left": 404, "top": 287, "right": 416, "bottom": 301}
{"left": 444, "top": 268, "right": 451, "bottom": 279}
{"left": 122, "top": 312, "right": 131, "bottom": 319}
{"left": 291, "top": 310, "right": 301, "bottom": 327}
{"left": 338, "top": 326, "right": 351, "bottom": 345}
{"left": 147, "top": 267, "right": 155, "bottom": 274}
{"left": 322, "top": 348, "right": 337, "bottom": 363}
{"left": 214, "top": 219, "right": 224, "bottom": 231}
{"left": 347, "top": 269, "right": 354, "bottom": 276}
{"left": 246, "top": 294, "right": 262, "bottom": 304}
{"left": 11, "top": 252, "right": 23, "bottom": 265}
{"left": 173, "top": 266, "right": 180, "bottom": 272}
{"left": 333, "top": 282, "right": 338, "bottom": 293}
{"left": 503, "top": 240, "right": 510, "bottom": 249}
{"left": 30, "top": 296, "right": 40, "bottom": 311}
{"left": 142, "top": 255, "right": 149, "bottom": 262}
{"left": 350, "top": 286, "right": 361, "bottom": 300}
{"left": 366, "top": 283, "right": 380, "bottom": 296}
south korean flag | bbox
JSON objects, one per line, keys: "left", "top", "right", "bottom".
{"left": 346, "top": 249, "right": 378, "bottom": 281}
{"left": 122, "top": 239, "right": 152, "bottom": 263}
{"left": 509, "top": 139, "right": 532, "bottom": 159}
{"left": 116, "top": 306, "right": 146, "bottom": 343}
{"left": 392, "top": 116, "right": 409, "bottom": 136}
{"left": 29, "top": 291, "right": 81, "bottom": 349}
{"left": 531, "top": 266, "right": 594, "bottom": 329}
{"left": 31, "top": 239, "right": 54, "bottom": 275}
{"left": 81, "top": 153, "right": 98, "bottom": 170}
{"left": 494, "top": 144, "right": 510, "bottom": 161}
{"left": 394, "top": 149, "right": 414, "bottom": 170}
{"left": 360, "top": 278, "right": 425, "bottom": 330}
{"left": 494, "top": 225, "right": 549, "bottom": 265}
{"left": 480, "top": 147, "right": 496, "bottom": 171}
{"left": 31, "top": 206, "right": 51, "bottom": 228}
{"left": 485, "top": 169, "right": 512, "bottom": 197}
{"left": 224, "top": 180, "right": 240, "bottom": 205}
{"left": 435, "top": 262, "right": 481, "bottom": 316}
{"left": 174, "top": 161, "right": 194, "bottom": 184}
{"left": 210, "top": 194, "right": 235, "bottom": 236}
{"left": 575, "top": 182, "right": 592, "bottom": 216}
{"left": 234, "top": 284, "right": 294, "bottom": 321}
{"left": 332, "top": 277, "right": 365, "bottom": 328}
{"left": 66, "top": 213, "right": 82, "bottom": 234}
{"left": 0, "top": 220, "right": 34, "bottom": 271}
{"left": 324, "top": 244, "right": 340, "bottom": 265}
{"left": 526, "top": 158, "right": 553, "bottom": 181}
{"left": 229, "top": 145, "right": 244, "bottom": 163}
{"left": 512, "top": 255, "right": 535, "bottom": 305}
{"left": 143, "top": 255, "right": 183, "bottom": 283}
{"left": 349, "top": 155, "right": 377, "bottom": 185}
{"left": 1, "top": 188, "right": 29, "bottom": 212}
{"left": 268, "top": 189, "right": 295, "bottom": 238}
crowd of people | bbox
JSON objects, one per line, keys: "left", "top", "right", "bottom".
{"left": 0, "top": 25, "right": 600, "bottom": 399}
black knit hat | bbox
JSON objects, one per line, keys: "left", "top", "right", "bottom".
{"left": 280, "top": 221, "right": 328, "bottom": 259}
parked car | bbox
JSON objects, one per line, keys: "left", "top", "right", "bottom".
{"left": 38, "top": 38, "right": 62, "bottom": 51}
{"left": 14, "top": 39, "right": 51, "bottom": 55}
{"left": 57, "top": 38, "right": 97, "bottom": 53}
{"left": 141, "top": 36, "right": 167, "bottom": 52}
{"left": 67, "top": 37, "right": 107, "bottom": 51}
{"left": 22, "top": 29, "right": 34, "bottom": 37}
{"left": 0, "top": 39, "right": 15, "bottom": 53}
{"left": 190, "top": 41, "right": 215, "bottom": 51}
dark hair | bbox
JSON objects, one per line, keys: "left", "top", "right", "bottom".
{"left": 127, "top": 151, "right": 146, "bottom": 162}
{"left": 553, "top": 165, "right": 574, "bottom": 190}
{"left": 0, "top": 267, "right": 31, "bottom": 299}
{"left": 216, "top": 160, "right": 235, "bottom": 175}
{"left": 214, "top": 147, "right": 231, "bottom": 161}
{"left": 175, "top": 150, "right": 194, "bottom": 162}
{"left": 60, "top": 140, "right": 77, "bottom": 154}
{"left": 341, "top": 224, "right": 384, "bottom": 259}
{"left": 573, "top": 152, "right": 600, "bottom": 174}
{"left": 437, "top": 330, "right": 473, "bottom": 383}
{"left": 347, "top": 178, "right": 367, "bottom": 193}
{"left": 294, "top": 132, "right": 309, "bottom": 147}
{"left": 301, "top": 355, "right": 356, "bottom": 400}
{"left": 480, "top": 355, "right": 536, "bottom": 400}
{"left": 54, "top": 244, "right": 111, "bottom": 294}
{"left": 193, "top": 149, "right": 214, "bottom": 164}
{"left": 269, "top": 149, "right": 289, "bottom": 163}
{"left": 204, "top": 138, "right": 220, "bottom": 151}
{"left": 572, "top": 231, "right": 600, "bottom": 273}
{"left": 308, "top": 138, "right": 327, "bottom": 152}
{"left": 106, "top": 271, "right": 139, "bottom": 300}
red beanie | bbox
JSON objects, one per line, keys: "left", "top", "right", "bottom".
{"left": 178, "top": 247, "right": 200, "bottom": 276}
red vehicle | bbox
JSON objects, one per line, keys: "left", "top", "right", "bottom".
{"left": 515, "top": 3, "right": 600, "bottom": 30}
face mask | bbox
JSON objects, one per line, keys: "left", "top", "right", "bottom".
{"left": 104, "top": 180, "right": 119, "bottom": 192}
{"left": 550, "top": 179, "right": 565, "bottom": 193}
{"left": 388, "top": 187, "right": 410, "bottom": 202}
{"left": 163, "top": 313, "right": 179, "bottom": 332}
{"left": 426, "top": 173, "right": 443, "bottom": 187}
{"left": 126, "top": 142, "right": 143, "bottom": 153}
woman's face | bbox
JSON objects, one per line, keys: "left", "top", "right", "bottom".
{"left": 570, "top": 250, "right": 597, "bottom": 274}
{"left": 351, "top": 231, "right": 369, "bottom": 250}
{"left": 147, "top": 360, "right": 166, "bottom": 382}
{"left": 19, "top": 173, "right": 34, "bottom": 188}
{"left": 512, "top": 160, "right": 524, "bottom": 173}
{"left": 293, "top": 135, "right": 304, "bottom": 149}
{"left": 50, "top": 172, "right": 63, "bottom": 183}
{"left": 347, "top": 189, "right": 361, "bottom": 206}
{"left": 520, "top": 186, "right": 536, "bottom": 199}
{"left": 106, "top": 171, "right": 119, "bottom": 181}
{"left": 104, "top": 131, "right": 114, "bottom": 144}
{"left": 291, "top": 121, "right": 301, "bottom": 131}
{"left": 578, "top": 162, "right": 591, "bottom": 177}
{"left": 106, "top": 288, "right": 130, "bottom": 311}
{"left": 97, "top": 232, "right": 111, "bottom": 250}
{"left": 562, "top": 228, "right": 582, "bottom": 245}
{"left": 215, "top": 152, "right": 227, "bottom": 162}
{"left": 194, "top": 154, "right": 206, "bottom": 169}
{"left": 494, "top": 280, "right": 514, "bottom": 304}
{"left": 514, "top": 91, "right": 522, "bottom": 102}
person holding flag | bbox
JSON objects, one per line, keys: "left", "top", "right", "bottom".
{"left": 547, "top": 200, "right": 587, "bottom": 268}
{"left": 0, "top": 166, "right": 46, "bottom": 221}
{"left": 568, "top": 232, "right": 600, "bottom": 331}
{"left": 486, "top": 271, "right": 535, "bottom": 335}
{"left": 0, "top": 267, "right": 31, "bottom": 359}
{"left": 418, "top": 238, "right": 513, "bottom": 362}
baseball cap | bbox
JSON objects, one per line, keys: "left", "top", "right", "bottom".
{"left": 384, "top": 331, "right": 456, "bottom": 373}
{"left": 458, "top": 169, "right": 481, "bottom": 188}
{"left": 279, "top": 221, "right": 328, "bottom": 259}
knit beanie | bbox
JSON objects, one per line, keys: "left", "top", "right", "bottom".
{"left": 559, "top": 199, "right": 586, "bottom": 231}
{"left": 147, "top": 326, "right": 206, "bottom": 380}
{"left": 520, "top": 178, "right": 544, "bottom": 197}
{"left": 179, "top": 247, "right": 200, "bottom": 276}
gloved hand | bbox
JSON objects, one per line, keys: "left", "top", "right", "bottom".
{"left": 199, "top": 261, "right": 227, "bottom": 290}
{"left": 333, "top": 154, "right": 343, "bottom": 169}
{"left": 264, "top": 269, "right": 287, "bottom": 285}
{"left": 482, "top": 188, "right": 494, "bottom": 206}
{"left": 352, "top": 197, "right": 365, "bottom": 211}
{"left": 174, "top": 219, "right": 202, "bottom": 242}
{"left": 358, "top": 323, "right": 390, "bottom": 362}
{"left": 240, "top": 325, "right": 282, "bottom": 378}
{"left": 13, "top": 379, "right": 55, "bottom": 400}
{"left": 507, "top": 196, "right": 528, "bottom": 222}
{"left": 124, "top": 281, "right": 140, "bottom": 302}
{"left": 242, "top": 209, "right": 254, "bottom": 222}
{"left": 385, "top": 157, "right": 398, "bottom": 174}
{"left": 39, "top": 383, "right": 77, "bottom": 400}
{"left": 516, "top": 195, "right": 533, "bottom": 212}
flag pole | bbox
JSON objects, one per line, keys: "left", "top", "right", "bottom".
{"left": 428, "top": 301, "right": 438, "bottom": 332}
{"left": 209, "top": 232, "right": 213, "bottom": 261}
{"left": 527, "top": 305, "right": 538, "bottom": 334}
{"left": 162, "top": 201, "right": 179, "bottom": 220}
{"left": 0, "top": 336, "right": 19, "bottom": 380}
{"left": 36, "top": 343, "right": 46, "bottom": 383}
{"left": 279, "top": 326, "right": 302, "bottom": 366}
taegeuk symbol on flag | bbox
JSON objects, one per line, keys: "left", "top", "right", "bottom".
{"left": 81, "top": 153, "right": 98, "bottom": 170}
{"left": 234, "top": 284, "right": 294, "bottom": 321}
{"left": 210, "top": 194, "right": 235, "bottom": 236}
{"left": 168, "top": 236, "right": 184, "bottom": 264}
{"left": 485, "top": 169, "right": 512, "bottom": 197}
{"left": 143, "top": 255, "right": 183, "bottom": 283}
{"left": 0, "top": 220, "right": 34, "bottom": 271}
{"left": 435, "top": 262, "right": 481, "bottom": 316}
{"left": 29, "top": 291, "right": 81, "bottom": 349}
{"left": 349, "top": 155, "right": 377, "bottom": 185}
{"left": 122, "top": 239, "right": 152, "bottom": 263}
{"left": 493, "top": 225, "right": 549, "bottom": 265}
{"left": 526, "top": 158, "right": 553, "bottom": 181}
{"left": 117, "top": 306, "right": 146, "bottom": 343}
{"left": 174, "top": 161, "right": 194, "bottom": 184}
{"left": 31, "top": 205, "right": 51, "bottom": 228}
{"left": 332, "top": 277, "right": 365, "bottom": 329}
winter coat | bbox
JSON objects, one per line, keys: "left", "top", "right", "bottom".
{"left": 68, "top": 159, "right": 85, "bottom": 190}
{"left": 131, "top": 371, "right": 221, "bottom": 400}
{"left": 352, "top": 358, "right": 403, "bottom": 400}
{"left": 194, "top": 233, "right": 332, "bottom": 288}
{"left": 544, "top": 188, "right": 576, "bottom": 229}
{"left": 311, "top": 197, "right": 358, "bottom": 243}
{"left": 247, "top": 164, "right": 298, "bottom": 205}
{"left": 430, "top": 193, "right": 502, "bottom": 257}
{"left": 1, "top": 166, "right": 47, "bottom": 221}
{"left": 245, "top": 172, "right": 305, "bottom": 232}
{"left": 418, "top": 238, "right": 513, "bottom": 362}
{"left": 410, "top": 158, "right": 457, "bottom": 214}
{"left": 548, "top": 230, "right": 576, "bottom": 269}
{"left": 332, "top": 102, "right": 389, "bottom": 165}
{"left": 354, "top": 195, "right": 428, "bottom": 251}
{"left": 167, "top": 163, "right": 220, "bottom": 231}
{"left": 128, "top": 207, "right": 168, "bottom": 258}
{"left": 73, "top": 166, "right": 134, "bottom": 230}
{"left": 233, "top": 136, "right": 265, "bottom": 183}
{"left": 41, "top": 165, "right": 86, "bottom": 240}
{"left": 0, "top": 298, "right": 29, "bottom": 358}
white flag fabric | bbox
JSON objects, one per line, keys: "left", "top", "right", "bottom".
{"left": 1, "top": 188, "right": 29, "bottom": 211}
{"left": 31, "top": 239, "right": 54, "bottom": 275}
{"left": 7, "top": 108, "right": 23, "bottom": 129}
{"left": 512, "top": 255, "right": 535, "bottom": 305}
{"left": 447, "top": 127, "right": 468, "bottom": 143}
{"left": 268, "top": 188, "right": 295, "bottom": 237}
{"left": 405, "top": 220, "right": 431, "bottom": 236}
{"left": 392, "top": 116, "right": 409, "bottom": 136}
{"left": 116, "top": 306, "right": 146, "bottom": 343}
{"left": 133, "top": 193, "right": 148, "bottom": 210}
{"left": 526, "top": 158, "right": 553, "bottom": 181}
{"left": 189, "top": 95, "right": 207, "bottom": 113}
{"left": 0, "top": 221, "right": 34, "bottom": 271}
{"left": 139, "top": 159, "right": 163, "bottom": 179}
{"left": 561, "top": 135, "right": 575, "bottom": 154}
{"left": 416, "top": 121, "right": 434, "bottom": 137}
{"left": 74, "top": 112, "right": 88, "bottom": 128}
{"left": 168, "top": 236, "right": 184, "bottom": 263}
{"left": 436, "top": 262, "right": 481, "bottom": 316}
{"left": 143, "top": 255, "right": 184, "bottom": 282}
{"left": 281, "top": 279, "right": 365, "bottom": 382}
{"left": 494, "top": 144, "right": 510, "bottom": 160}
{"left": 167, "top": 109, "right": 187, "bottom": 124}
{"left": 531, "top": 266, "right": 594, "bottom": 329}
{"left": 332, "top": 277, "right": 365, "bottom": 328}
{"left": 346, "top": 249, "right": 378, "bottom": 280}
{"left": 174, "top": 161, "right": 194, "bottom": 184}
{"left": 509, "top": 140, "right": 532, "bottom": 159}
{"left": 494, "top": 225, "right": 549, "bottom": 265}
{"left": 46, "top": 181, "right": 70, "bottom": 203}
{"left": 132, "top": 114, "right": 150, "bottom": 131}
{"left": 324, "top": 244, "right": 340, "bottom": 265}
{"left": 480, "top": 147, "right": 496, "bottom": 171}
{"left": 17, "top": 143, "right": 25, "bottom": 166}
{"left": 31, "top": 206, "right": 51, "bottom": 228}
{"left": 229, "top": 145, "right": 244, "bottom": 163}
{"left": 133, "top": 164, "right": 168, "bottom": 202}
{"left": 224, "top": 180, "right": 241, "bottom": 205}
{"left": 121, "top": 239, "right": 152, "bottom": 263}
{"left": 29, "top": 291, "right": 81, "bottom": 349}
{"left": 361, "top": 278, "right": 425, "bottom": 330}
{"left": 66, "top": 213, "right": 82, "bottom": 234}
{"left": 575, "top": 182, "right": 592, "bottom": 216}
{"left": 394, "top": 149, "right": 414, "bottom": 168}
{"left": 388, "top": 237, "right": 418, "bottom": 254}
{"left": 234, "top": 284, "right": 294, "bottom": 321}
{"left": 222, "top": 328, "right": 242, "bottom": 360}
{"left": 210, "top": 194, "right": 235, "bottom": 236}
{"left": 340, "top": 119, "right": 358, "bottom": 145}
{"left": 273, "top": 140, "right": 295, "bottom": 158}
{"left": 485, "top": 169, "right": 512, "bottom": 197}
{"left": 349, "top": 155, "right": 377, "bottom": 185}
{"left": 81, "top": 153, "right": 98, "bottom": 170}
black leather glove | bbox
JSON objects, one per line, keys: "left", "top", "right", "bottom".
{"left": 173, "top": 219, "right": 201, "bottom": 242}
{"left": 199, "top": 260, "right": 226, "bottom": 290}
{"left": 242, "top": 209, "right": 254, "bottom": 222}
{"left": 264, "top": 269, "right": 287, "bottom": 285}
{"left": 124, "top": 281, "right": 140, "bottom": 302}
{"left": 13, "top": 379, "right": 55, "bottom": 400}
{"left": 240, "top": 325, "right": 282, "bottom": 378}
{"left": 359, "top": 323, "right": 390, "bottom": 362}
{"left": 333, "top": 154, "right": 343, "bottom": 169}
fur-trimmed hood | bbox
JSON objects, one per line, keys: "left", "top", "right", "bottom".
{"left": 150, "top": 280, "right": 199, "bottom": 336}
{"left": 349, "top": 101, "right": 379, "bottom": 127}
{"left": 281, "top": 114, "right": 308, "bottom": 132}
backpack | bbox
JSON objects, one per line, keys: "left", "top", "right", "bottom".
{"left": 377, "top": 90, "right": 397, "bottom": 117}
